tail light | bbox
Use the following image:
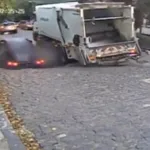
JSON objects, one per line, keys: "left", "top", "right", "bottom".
{"left": 35, "top": 59, "right": 45, "bottom": 65}
{"left": 7, "top": 61, "right": 19, "bottom": 66}
{"left": 0, "top": 26, "right": 4, "bottom": 29}
{"left": 128, "top": 48, "right": 137, "bottom": 56}
{"left": 88, "top": 54, "right": 96, "bottom": 61}
{"left": 129, "top": 48, "right": 137, "bottom": 54}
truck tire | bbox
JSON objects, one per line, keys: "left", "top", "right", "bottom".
{"left": 33, "top": 32, "right": 39, "bottom": 41}
{"left": 12, "top": 30, "right": 17, "bottom": 34}
{"left": 36, "top": 39, "right": 67, "bottom": 67}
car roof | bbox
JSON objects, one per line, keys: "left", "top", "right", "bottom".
{"left": 20, "top": 20, "right": 27, "bottom": 22}
{"left": 2, "top": 22, "right": 15, "bottom": 25}
{"left": 2, "top": 37, "right": 35, "bottom": 62}
{"left": 3, "top": 21, "right": 15, "bottom": 24}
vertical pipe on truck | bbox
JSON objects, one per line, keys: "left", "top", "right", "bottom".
{"left": 131, "top": 6, "right": 135, "bottom": 38}
{"left": 80, "top": 9, "right": 86, "bottom": 38}
{"left": 56, "top": 10, "right": 66, "bottom": 44}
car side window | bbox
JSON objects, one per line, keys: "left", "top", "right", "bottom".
{"left": 20, "top": 21, "right": 25, "bottom": 24}
{"left": 0, "top": 42, "right": 7, "bottom": 61}
{"left": 33, "top": 14, "right": 36, "bottom": 21}
{"left": 0, "top": 41, "right": 6, "bottom": 53}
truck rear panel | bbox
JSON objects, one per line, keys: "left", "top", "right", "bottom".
{"left": 83, "top": 6, "right": 135, "bottom": 44}
{"left": 87, "top": 41, "right": 140, "bottom": 59}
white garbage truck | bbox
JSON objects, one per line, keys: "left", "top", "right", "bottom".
{"left": 33, "top": 1, "right": 142, "bottom": 66}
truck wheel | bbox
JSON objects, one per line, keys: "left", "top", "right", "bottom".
{"left": 33, "top": 32, "right": 38, "bottom": 41}
{"left": 36, "top": 39, "right": 67, "bottom": 67}
{"left": 25, "top": 27, "right": 28, "bottom": 30}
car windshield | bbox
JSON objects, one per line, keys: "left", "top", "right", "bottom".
{"left": 26, "top": 21, "right": 33, "bottom": 24}
{"left": 20, "top": 21, "right": 26, "bottom": 23}
{"left": 8, "top": 40, "right": 34, "bottom": 61}
{"left": 3, "top": 22, "right": 15, "bottom": 26}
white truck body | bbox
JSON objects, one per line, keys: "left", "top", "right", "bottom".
{"left": 34, "top": 1, "right": 141, "bottom": 65}
{"left": 35, "top": 2, "right": 81, "bottom": 42}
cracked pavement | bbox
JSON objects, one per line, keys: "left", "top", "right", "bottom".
{"left": 1, "top": 30, "right": 150, "bottom": 150}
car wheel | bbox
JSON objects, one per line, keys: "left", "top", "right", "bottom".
{"left": 13, "top": 30, "right": 17, "bottom": 34}
{"left": 25, "top": 27, "right": 28, "bottom": 30}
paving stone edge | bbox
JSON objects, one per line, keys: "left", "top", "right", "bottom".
{"left": 0, "top": 105, "right": 26, "bottom": 150}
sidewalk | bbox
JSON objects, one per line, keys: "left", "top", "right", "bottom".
{"left": 0, "top": 131, "right": 9, "bottom": 150}
{"left": 0, "top": 105, "right": 26, "bottom": 150}
{"left": 0, "top": 84, "right": 40, "bottom": 150}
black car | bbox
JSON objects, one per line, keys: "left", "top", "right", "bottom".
{"left": 0, "top": 37, "right": 45, "bottom": 69}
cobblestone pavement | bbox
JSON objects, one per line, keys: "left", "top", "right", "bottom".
{"left": 1, "top": 30, "right": 150, "bottom": 150}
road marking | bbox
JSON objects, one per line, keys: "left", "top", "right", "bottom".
{"left": 143, "top": 104, "right": 150, "bottom": 108}
{"left": 142, "top": 78, "right": 150, "bottom": 83}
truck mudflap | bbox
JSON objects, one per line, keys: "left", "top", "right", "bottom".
{"left": 86, "top": 41, "right": 142, "bottom": 63}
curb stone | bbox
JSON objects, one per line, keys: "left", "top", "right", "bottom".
{"left": 0, "top": 130, "right": 10, "bottom": 150}
{"left": 0, "top": 105, "right": 26, "bottom": 150}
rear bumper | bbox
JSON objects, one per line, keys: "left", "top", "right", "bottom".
{"left": 26, "top": 26, "right": 33, "bottom": 30}
{"left": 19, "top": 63, "right": 44, "bottom": 68}
{"left": 85, "top": 53, "right": 140, "bottom": 65}
{"left": 6, "top": 63, "right": 44, "bottom": 69}
{"left": 0, "top": 29, "right": 17, "bottom": 33}
{"left": 85, "top": 41, "right": 141, "bottom": 64}
{"left": 97, "top": 53, "right": 132, "bottom": 60}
